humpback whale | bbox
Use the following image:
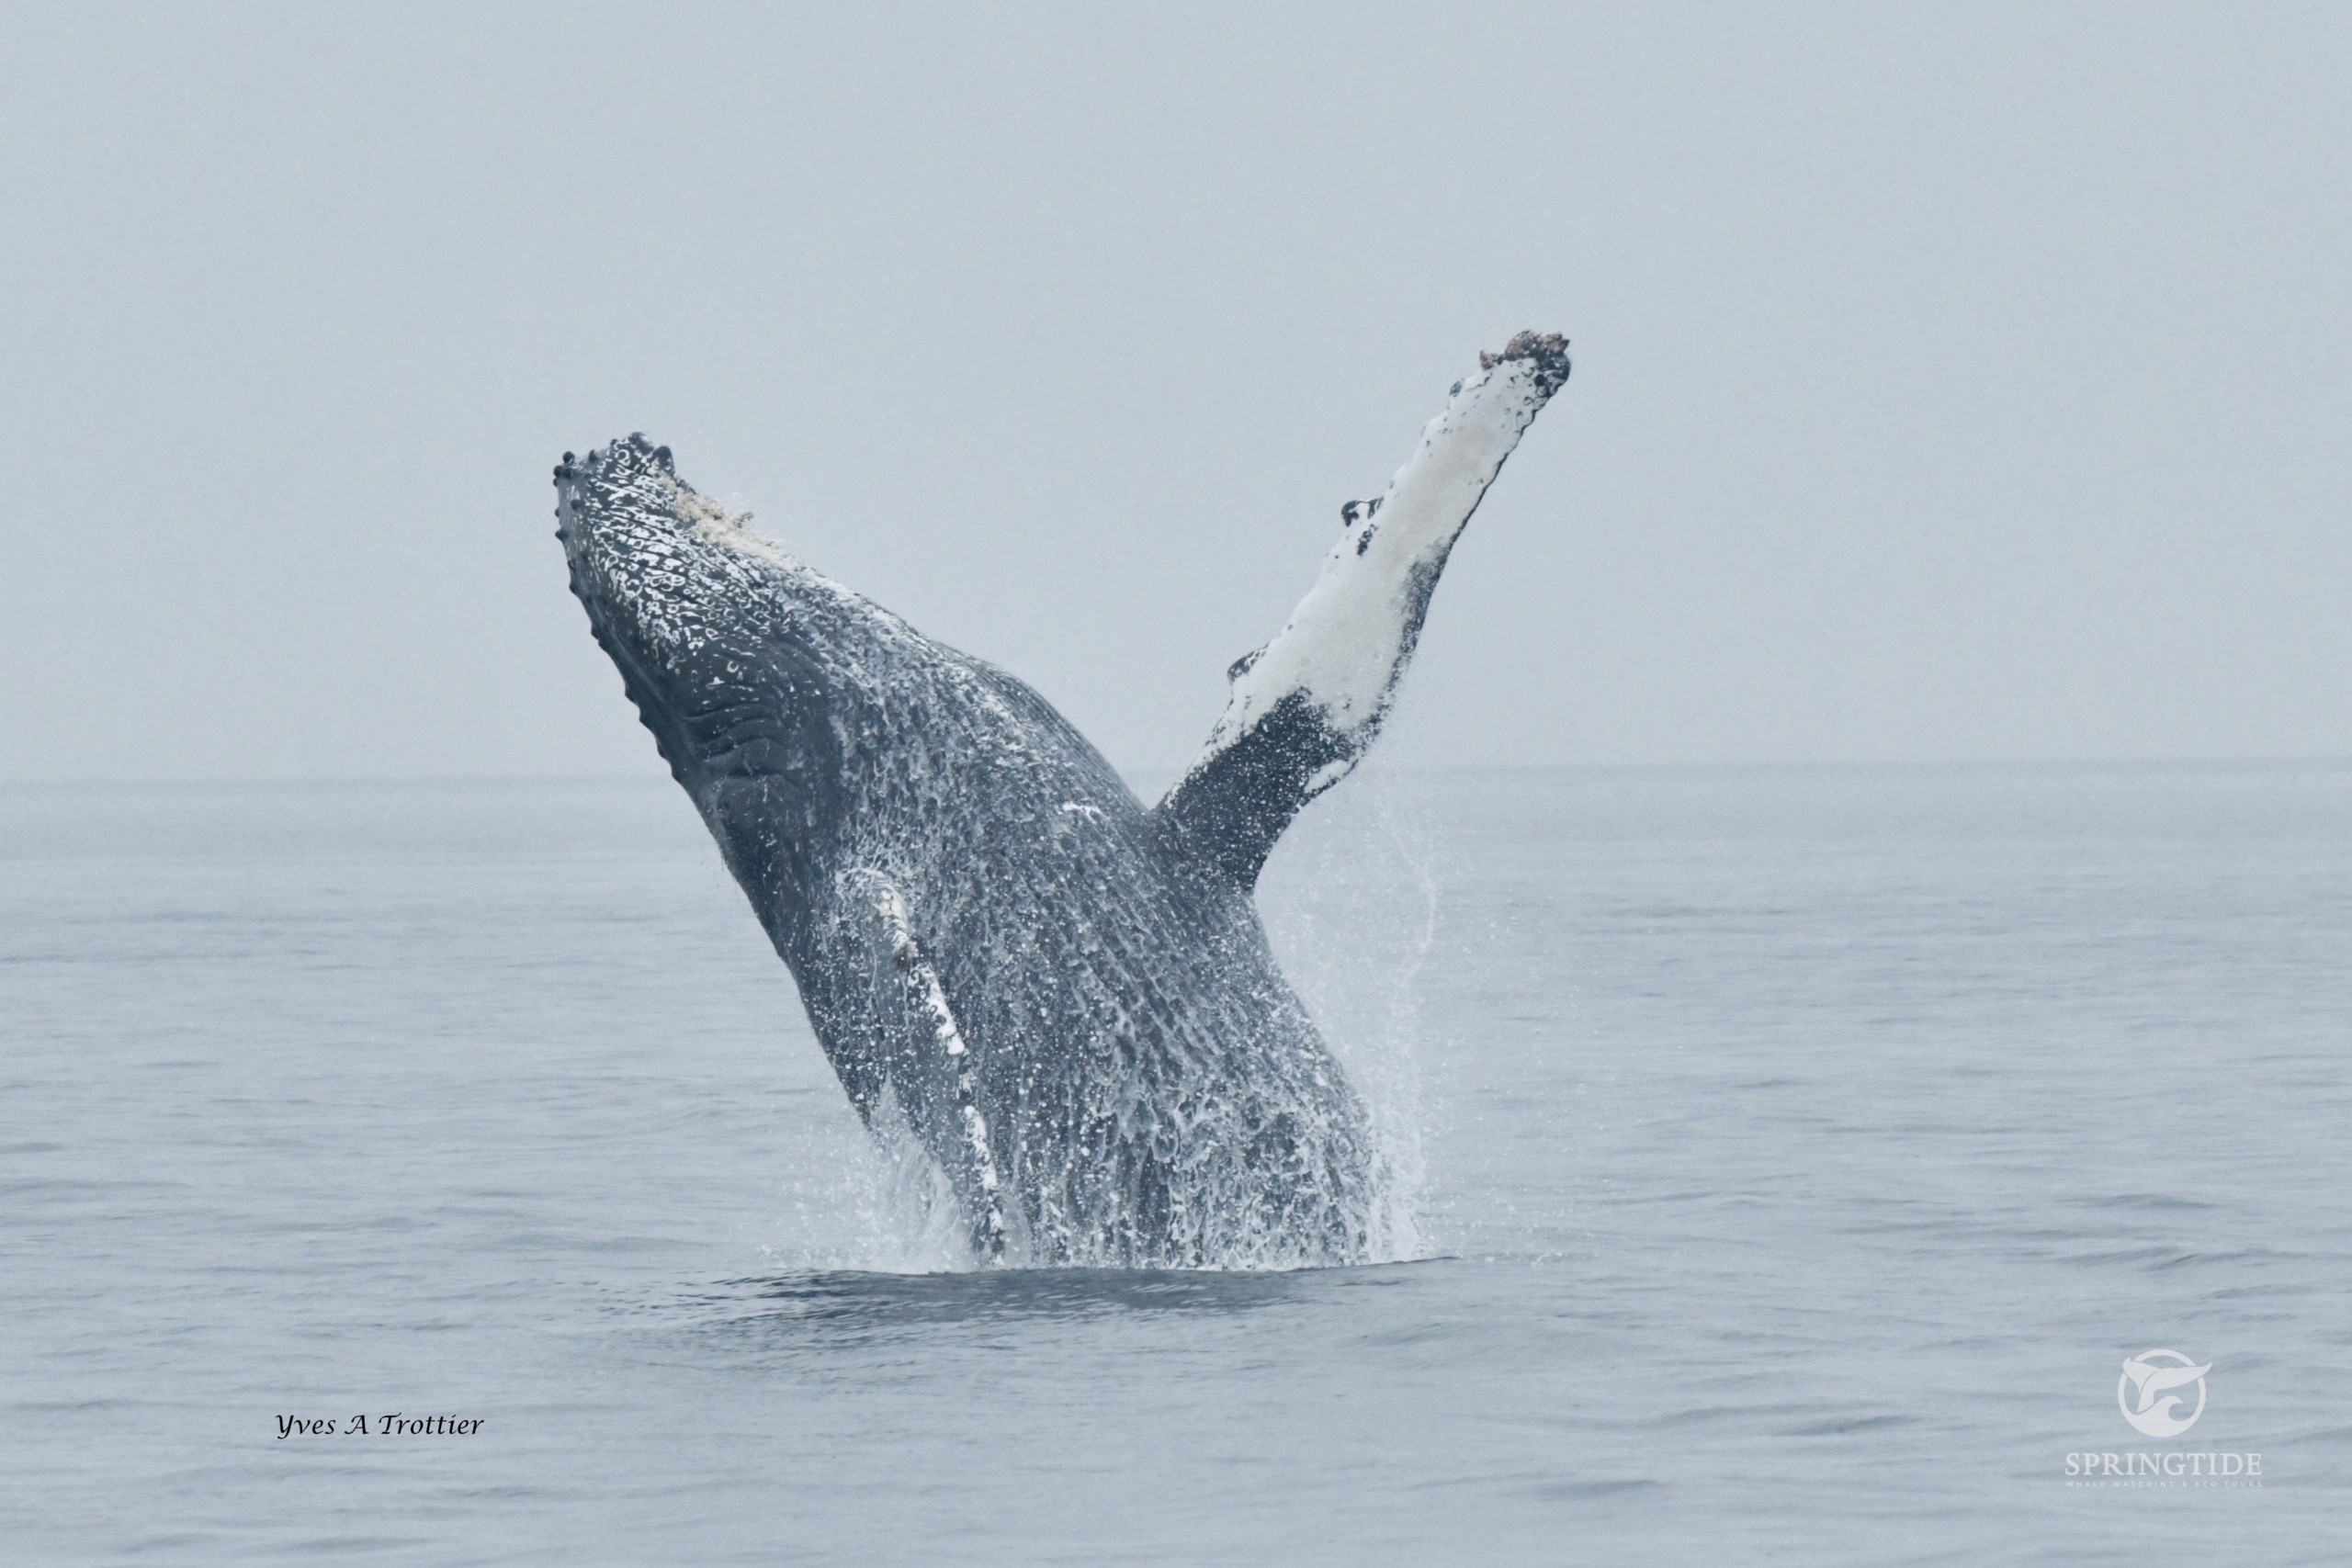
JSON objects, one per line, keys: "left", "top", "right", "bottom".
{"left": 555, "top": 332, "right": 1569, "bottom": 1268}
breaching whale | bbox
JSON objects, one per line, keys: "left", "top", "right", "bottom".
{"left": 555, "top": 332, "right": 1569, "bottom": 1268}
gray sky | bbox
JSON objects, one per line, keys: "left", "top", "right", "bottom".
{"left": 3, "top": 2, "right": 2346, "bottom": 782}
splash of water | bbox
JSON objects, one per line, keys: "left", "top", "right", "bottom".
{"left": 1257, "top": 756, "right": 1439, "bottom": 1265}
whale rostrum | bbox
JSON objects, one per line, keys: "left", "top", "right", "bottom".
{"left": 555, "top": 332, "right": 1569, "bottom": 1267}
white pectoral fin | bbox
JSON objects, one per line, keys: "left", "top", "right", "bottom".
{"left": 838, "top": 870, "right": 1006, "bottom": 1255}
{"left": 1153, "top": 333, "right": 1570, "bottom": 886}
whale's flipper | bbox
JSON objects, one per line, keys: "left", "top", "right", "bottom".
{"left": 1153, "top": 332, "right": 1571, "bottom": 886}
{"left": 833, "top": 870, "right": 1008, "bottom": 1259}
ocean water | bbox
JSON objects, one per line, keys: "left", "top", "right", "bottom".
{"left": 3, "top": 764, "right": 2346, "bottom": 1564}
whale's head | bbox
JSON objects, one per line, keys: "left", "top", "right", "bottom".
{"left": 554, "top": 435, "right": 846, "bottom": 901}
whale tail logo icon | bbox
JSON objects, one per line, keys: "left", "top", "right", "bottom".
{"left": 2119, "top": 1350, "right": 2210, "bottom": 1438}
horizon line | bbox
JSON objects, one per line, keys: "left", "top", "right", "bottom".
{"left": 4, "top": 754, "right": 2350, "bottom": 790}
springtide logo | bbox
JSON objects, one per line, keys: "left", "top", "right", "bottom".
{"left": 2063, "top": 1348, "right": 2261, "bottom": 1487}
{"left": 2118, "top": 1349, "right": 2208, "bottom": 1438}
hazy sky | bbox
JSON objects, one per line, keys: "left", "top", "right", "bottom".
{"left": 4, "top": 2, "right": 2346, "bottom": 782}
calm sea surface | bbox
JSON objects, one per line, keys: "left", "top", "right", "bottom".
{"left": 3, "top": 765, "right": 2346, "bottom": 1563}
